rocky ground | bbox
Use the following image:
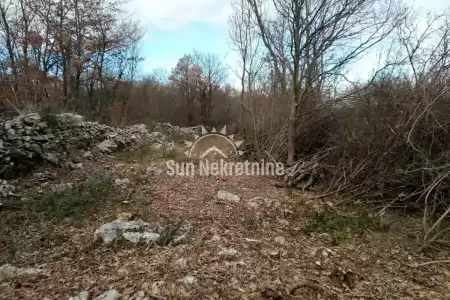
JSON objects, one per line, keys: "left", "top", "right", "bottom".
{"left": 1, "top": 117, "right": 450, "bottom": 300}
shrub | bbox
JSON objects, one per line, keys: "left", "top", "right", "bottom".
{"left": 303, "top": 212, "right": 388, "bottom": 244}
{"left": 42, "top": 173, "right": 114, "bottom": 219}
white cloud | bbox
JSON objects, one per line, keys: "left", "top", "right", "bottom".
{"left": 127, "top": 0, "right": 232, "bottom": 30}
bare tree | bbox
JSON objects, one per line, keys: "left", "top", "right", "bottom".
{"left": 245, "top": 0, "right": 404, "bottom": 163}
{"left": 193, "top": 50, "right": 227, "bottom": 125}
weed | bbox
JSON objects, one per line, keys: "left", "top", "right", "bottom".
{"left": 241, "top": 214, "right": 261, "bottom": 230}
{"left": 157, "top": 220, "right": 184, "bottom": 246}
{"left": 42, "top": 173, "right": 114, "bottom": 220}
{"left": 118, "top": 145, "right": 159, "bottom": 163}
{"left": 0, "top": 224, "right": 17, "bottom": 261}
{"left": 170, "top": 133, "right": 191, "bottom": 145}
{"left": 39, "top": 102, "right": 60, "bottom": 128}
{"left": 303, "top": 212, "right": 388, "bottom": 244}
{"left": 162, "top": 148, "right": 178, "bottom": 159}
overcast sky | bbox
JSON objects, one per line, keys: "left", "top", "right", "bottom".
{"left": 127, "top": 0, "right": 450, "bottom": 86}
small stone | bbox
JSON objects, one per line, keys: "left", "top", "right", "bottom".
{"left": 141, "top": 232, "right": 161, "bottom": 244}
{"left": 115, "top": 178, "right": 131, "bottom": 186}
{"left": 268, "top": 250, "right": 280, "bottom": 259}
{"left": 122, "top": 287, "right": 134, "bottom": 296}
{"left": 218, "top": 247, "right": 238, "bottom": 259}
{"left": 170, "top": 233, "right": 187, "bottom": 246}
{"left": 42, "top": 152, "right": 59, "bottom": 164}
{"left": 93, "top": 289, "right": 121, "bottom": 300}
{"left": 151, "top": 143, "right": 162, "bottom": 150}
{"left": 274, "top": 236, "right": 286, "bottom": 245}
{"left": 278, "top": 219, "right": 290, "bottom": 226}
{"left": 361, "top": 254, "right": 370, "bottom": 262}
{"left": 147, "top": 165, "right": 163, "bottom": 176}
{"left": 97, "top": 139, "right": 117, "bottom": 153}
{"left": 217, "top": 190, "right": 240, "bottom": 202}
{"left": 82, "top": 151, "right": 93, "bottom": 159}
{"left": 23, "top": 113, "right": 41, "bottom": 125}
{"left": 122, "top": 232, "right": 142, "bottom": 244}
{"left": 151, "top": 281, "right": 165, "bottom": 296}
{"left": 180, "top": 275, "right": 197, "bottom": 285}
{"left": 68, "top": 291, "right": 89, "bottom": 300}
{"left": 57, "top": 113, "right": 84, "bottom": 126}
{"left": 68, "top": 162, "right": 83, "bottom": 169}
{"left": 0, "top": 264, "right": 49, "bottom": 281}
{"left": 6, "top": 128, "right": 15, "bottom": 138}
{"left": 133, "top": 290, "right": 145, "bottom": 300}
{"left": 175, "top": 257, "right": 188, "bottom": 269}
{"left": 211, "top": 234, "right": 221, "bottom": 242}
{"left": 94, "top": 220, "right": 152, "bottom": 245}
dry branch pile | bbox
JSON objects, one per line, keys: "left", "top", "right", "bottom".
{"left": 292, "top": 77, "right": 450, "bottom": 245}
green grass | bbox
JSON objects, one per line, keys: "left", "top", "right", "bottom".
{"left": 0, "top": 224, "right": 17, "bottom": 261}
{"left": 303, "top": 212, "right": 388, "bottom": 244}
{"left": 117, "top": 144, "right": 160, "bottom": 163}
{"left": 41, "top": 173, "right": 114, "bottom": 220}
{"left": 162, "top": 148, "right": 179, "bottom": 159}
{"left": 38, "top": 102, "right": 60, "bottom": 127}
{"left": 170, "top": 133, "right": 192, "bottom": 145}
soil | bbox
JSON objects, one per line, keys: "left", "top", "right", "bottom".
{"left": 1, "top": 146, "right": 450, "bottom": 300}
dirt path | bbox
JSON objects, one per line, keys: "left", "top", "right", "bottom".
{"left": 1, "top": 148, "right": 450, "bottom": 300}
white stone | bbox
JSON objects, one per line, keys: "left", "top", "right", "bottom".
{"left": 96, "top": 139, "right": 117, "bottom": 153}
{"left": 23, "top": 113, "right": 41, "bottom": 125}
{"left": 122, "top": 232, "right": 141, "bottom": 244}
{"left": 0, "top": 264, "right": 49, "bottom": 281}
{"left": 114, "top": 178, "right": 131, "bottom": 186}
{"left": 175, "top": 257, "right": 188, "bottom": 269}
{"left": 217, "top": 190, "right": 240, "bottom": 202}
{"left": 218, "top": 247, "right": 238, "bottom": 258}
{"left": 170, "top": 233, "right": 187, "bottom": 246}
{"left": 274, "top": 236, "right": 286, "bottom": 245}
{"left": 122, "top": 232, "right": 160, "bottom": 244}
{"left": 82, "top": 151, "right": 93, "bottom": 159}
{"left": 151, "top": 143, "right": 162, "bottom": 150}
{"left": 147, "top": 165, "right": 163, "bottom": 176}
{"left": 68, "top": 291, "right": 89, "bottom": 300}
{"left": 181, "top": 275, "right": 197, "bottom": 285}
{"left": 57, "top": 113, "right": 84, "bottom": 126}
{"left": 93, "top": 290, "right": 121, "bottom": 300}
{"left": 141, "top": 232, "right": 161, "bottom": 244}
{"left": 94, "top": 220, "right": 152, "bottom": 245}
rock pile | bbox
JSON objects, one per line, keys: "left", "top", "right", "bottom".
{"left": 156, "top": 122, "right": 201, "bottom": 136}
{"left": 0, "top": 112, "right": 164, "bottom": 178}
{"left": 94, "top": 219, "right": 192, "bottom": 247}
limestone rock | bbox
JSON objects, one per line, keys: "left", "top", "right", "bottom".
{"left": 68, "top": 291, "right": 89, "bottom": 300}
{"left": 96, "top": 140, "right": 117, "bottom": 153}
{"left": 122, "top": 232, "right": 160, "bottom": 244}
{"left": 0, "top": 264, "right": 49, "bottom": 281}
{"left": 217, "top": 190, "right": 241, "bottom": 202}
{"left": 94, "top": 220, "right": 153, "bottom": 245}
{"left": 114, "top": 178, "right": 131, "bottom": 186}
{"left": 93, "top": 290, "right": 121, "bottom": 300}
{"left": 0, "top": 112, "right": 167, "bottom": 179}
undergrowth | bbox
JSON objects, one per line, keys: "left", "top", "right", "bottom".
{"left": 303, "top": 211, "right": 389, "bottom": 245}
{"left": 41, "top": 173, "right": 115, "bottom": 220}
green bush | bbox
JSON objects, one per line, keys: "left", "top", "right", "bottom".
{"left": 303, "top": 212, "right": 388, "bottom": 244}
{"left": 43, "top": 173, "right": 114, "bottom": 219}
{"left": 38, "top": 102, "right": 60, "bottom": 127}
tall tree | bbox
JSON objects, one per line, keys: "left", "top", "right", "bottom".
{"left": 244, "top": 0, "right": 404, "bottom": 163}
